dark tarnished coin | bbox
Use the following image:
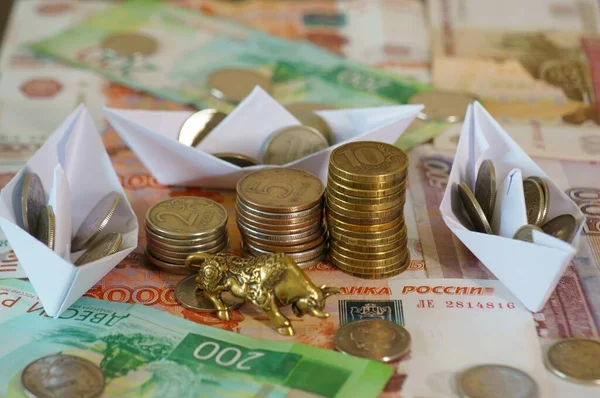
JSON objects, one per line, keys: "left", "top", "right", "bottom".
{"left": 71, "top": 192, "right": 120, "bottom": 252}
{"left": 523, "top": 179, "right": 546, "bottom": 226}
{"left": 513, "top": 224, "right": 543, "bottom": 243}
{"left": 334, "top": 319, "right": 411, "bottom": 363}
{"left": 528, "top": 176, "right": 549, "bottom": 225}
{"left": 545, "top": 338, "right": 600, "bottom": 385}
{"left": 175, "top": 275, "right": 244, "bottom": 312}
{"left": 457, "top": 182, "right": 492, "bottom": 234}
{"left": 178, "top": 109, "right": 227, "bottom": 148}
{"left": 35, "top": 205, "right": 55, "bottom": 250}
{"left": 207, "top": 68, "right": 272, "bottom": 104}
{"left": 101, "top": 32, "right": 158, "bottom": 57}
{"left": 542, "top": 214, "right": 578, "bottom": 243}
{"left": 21, "top": 354, "right": 105, "bottom": 398}
{"left": 474, "top": 159, "right": 496, "bottom": 222}
{"left": 408, "top": 90, "right": 477, "bottom": 123}
{"left": 456, "top": 364, "right": 538, "bottom": 398}
{"left": 213, "top": 152, "right": 260, "bottom": 168}
{"left": 20, "top": 172, "right": 46, "bottom": 235}
{"left": 75, "top": 232, "right": 123, "bottom": 266}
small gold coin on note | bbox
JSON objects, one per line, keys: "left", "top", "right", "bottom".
{"left": 20, "top": 172, "right": 46, "bottom": 235}
{"left": 178, "top": 109, "right": 227, "bottom": 148}
{"left": 286, "top": 103, "right": 335, "bottom": 144}
{"left": 457, "top": 182, "right": 492, "bottom": 234}
{"left": 71, "top": 192, "right": 120, "bottom": 252}
{"left": 474, "top": 159, "right": 496, "bottom": 222}
{"left": 262, "top": 125, "right": 328, "bottom": 165}
{"left": 542, "top": 214, "right": 578, "bottom": 243}
{"left": 207, "top": 68, "right": 272, "bottom": 104}
{"left": 545, "top": 338, "right": 600, "bottom": 385}
{"left": 75, "top": 232, "right": 123, "bottom": 266}
{"left": 523, "top": 179, "right": 546, "bottom": 226}
{"left": 513, "top": 224, "right": 543, "bottom": 243}
{"left": 457, "top": 364, "right": 538, "bottom": 398}
{"left": 101, "top": 32, "right": 158, "bottom": 57}
{"left": 212, "top": 152, "right": 259, "bottom": 167}
{"left": 35, "top": 205, "right": 55, "bottom": 250}
{"left": 408, "top": 91, "right": 477, "bottom": 123}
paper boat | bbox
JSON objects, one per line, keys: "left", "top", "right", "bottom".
{"left": 103, "top": 87, "right": 422, "bottom": 188}
{"left": 440, "top": 102, "right": 585, "bottom": 312}
{"left": 0, "top": 106, "right": 138, "bottom": 317}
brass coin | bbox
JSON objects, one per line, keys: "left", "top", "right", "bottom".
{"left": 528, "top": 176, "right": 550, "bottom": 225}
{"left": 244, "top": 240, "right": 327, "bottom": 263}
{"left": 148, "top": 237, "right": 228, "bottom": 259}
{"left": 329, "top": 141, "right": 409, "bottom": 184}
{"left": 545, "top": 338, "right": 600, "bottom": 385}
{"left": 329, "top": 224, "right": 406, "bottom": 246}
{"left": 328, "top": 169, "right": 407, "bottom": 191}
{"left": 20, "top": 172, "right": 46, "bottom": 235}
{"left": 178, "top": 109, "right": 227, "bottom": 148}
{"left": 149, "top": 240, "right": 227, "bottom": 264}
{"left": 296, "top": 255, "right": 326, "bottom": 268}
{"left": 237, "top": 220, "right": 322, "bottom": 242}
{"left": 408, "top": 90, "right": 476, "bottom": 123}
{"left": 286, "top": 103, "right": 335, "bottom": 144}
{"left": 326, "top": 202, "right": 403, "bottom": 225}
{"left": 175, "top": 275, "right": 244, "bottom": 312}
{"left": 71, "top": 192, "right": 120, "bottom": 252}
{"left": 237, "top": 168, "right": 324, "bottom": 213}
{"left": 207, "top": 68, "right": 272, "bottom": 104}
{"left": 334, "top": 320, "right": 411, "bottom": 362}
{"left": 327, "top": 174, "right": 405, "bottom": 198}
{"left": 75, "top": 232, "right": 123, "bottom": 266}
{"left": 244, "top": 230, "right": 326, "bottom": 253}
{"left": 236, "top": 198, "right": 322, "bottom": 221}
{"left": 262, "top": 125, "right": 329, "bottom": 165}
{"left": 457, "top": 182, "right": 492, "bottom": 234}
{"left": 542, "top": 214, "right": 578, "bottom": 243}
{"left": 35, "top": 205, "right": 55, "bottom": 250}
{"left": 145, "top": 248, "right": 192, "bottom": 275}
{"left": 213, "top": 152, "right": 259, "bottom": 168}
{"left": 145, "top": 226, "right": 225, "bottom": 246}
{"left": 331, "top": 238, "right": 406, "bottom": 260}
{"left": 456, "top": 364, "right": 538, "bottom": 398}
{"left": 147, "top": 233, "right": 226, "bottom": 253}
{"left": 145, "top": 197, "right": 227, "bottom": 239}
{"left": 326, "top": 213, "right": 403, "bottom": 233}
{"left": 101, "top": 32, "right": 158, "bottom": 57}
{"left": 333, "top": 254, "right": 410, "bottom": 279}
{"left": 474, "top": 159, "right": 496, "bottom": 222}
{"left": 523, "top": 179, "right": 546, "bottom": 226}
{"left": 326, "top": 186, "right": 404, "bottom": 211}
{"left": 513, "top": 224, "right": 543, "bottom": 243}
{"left": 330, "top": 247, "right": 408, "bottom": 269}
{"left": 235, "top": 205, "right": 322, "bottom": 231}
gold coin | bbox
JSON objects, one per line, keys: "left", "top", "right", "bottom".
{"left": 178, "top": 109, "right": 227, "bottom": 148}
{"left": 326, "top": 213, "right": 403, "bottom": 233}
{"left": 296, "top": 255, "right": 326, "bottom": 268}
{"left": 327, "top": 174, "right": 405, "bottom": 198}
{"left": 528, "top": 176, "right": 550, "bottom": 225}
{"left": 408, "top": 90, "right": 476, "bottom": 123}
{"left": 331, "top": 251, "right": 410, "bottom": 277}
{"left": 326, "top": 201, "right": 404, "bottom": 225}
{"left": 545, "top": 338, "right": 600, "bottom": 385}
{"left": 523, "top": 179, "right": 546, "bottom": 226}
{"left": 457, "top": 364, "right": 539, "bottom": 398}
{"left": 20, "top": 172, "right": 45, "bottom": 235}
{"left": 329, "top": 224, "right": 406, "bottom": 246}
{"left": 286, "top": 103, "right": 335, "bottom": 144}
{"left": 145, "top": 197, "right": 227, "bottom": 239}
{"left": 35, "top": 205, "right": 55, "bottom": 250}
{"left": 243, "top": 229, "right": 326, "bottom": 253}
{"left": 243, "top": 240, "right": 327, "bottom": 263}
{"left": 513, "top": 224, "right": 543, "bottom": 243}
{"left": 213, "top": 152, "right": 259, "bottom": 168}
{"left": 542, "top": 214, "right": 578, "bottom": 243}
{"left": 237, "top": 220, "right": 322, "bottom": 243}
{"left": 457, "top": 182, "right": 492, "bottom": 234}
{"left": 71, "top": 192, "right": 120, "bottom": 252}
{"left": 326, "top": 189, "right": 405, "bottom": 212}
{"left": 331, "top": 238, "right": 406, "bottom": 260}
{"left": 329, "top": 141, "right": 408, "bottom": 184}
{"left": 101, "top": 32, "right": 158, "bottom": 57}
{"left": 145, "top": 248, "right": 192, "bottom": 275}
{"left": 147, "top": 233, "right": 227, "bottom": 253}
{"left": 145, "top": 226, "right": 224, "bottom": 246}
{"left": 207, "top": 68, "right": 272, "bottom": 104}
{"left": 149, "top": 238, "right": 228, "bottom": 260}
{"left": 236, "top": 168, "right": 324, "bottom": 213}
{"left": 330, "top": 247, "right": 408, "bottom": 268}
{"left": 75, "top": 232, "right": 123, "bottom": 266}
{"left": 262, "top": 125, "right": 329, "bottom": 165}
{"left": 236, "top": 198, "right": 322, "bottom": 221}
{"left": 328, "top": 169, "right": 407, "bottom": 191}
{"left": 474, "top": 159, "right": 496, "bottom": 222}
{"left": 235, "top": 205, "right": 322, "bottom": 231}
{"left": 338, "top": 265, "right": 408, "bottom": 280}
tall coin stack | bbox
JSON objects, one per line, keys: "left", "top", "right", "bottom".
{"left": 236, "top": 168, "right": 327, "bottom": 268}
{"left": 145, "top": 197, "right": 228, "bottom": 274}
{"left": 326, "top": 141, "right": 410, "bottom": 279}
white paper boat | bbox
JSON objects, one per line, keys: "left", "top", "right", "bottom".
{"left": 440, "top": 102, "right": 585, "bottom": 312}
{"left": 0, "top": 106, "right": 138, "bottom": 317}
{"left": 103, "top": 87, "right": 422, "bottom": 188}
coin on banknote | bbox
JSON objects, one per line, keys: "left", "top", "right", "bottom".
{"left": 457, "top": 182, "right": 492, "bottom": 234}
{"left": 35, "top": 205, "right": 55, "bottom": 250}
{"left": 545, "top": 338, "right": 600, "bottom": 385}
{"left": 474, "top": 159, "right": 496, "bottom": 222}
{"left": 528, "top": 176, "right": 549, "bottom": 225}
{"left": 286, "top": 103, "right": 335, "bottom": 144}
{"left": 456, "top": 364, "right": 538, "bottom": 398}
{"left": 408, "top": 91, "right": 476, "bottom": 123}
{"left": 207, "top": 68, "right": 272, "bottom": 104}
{"left": 175, "top": 275, "right": 244, "bottom": 312}
{"left": 262, "top": 125, "right": 329, "bottom": 165}
{"left": 75, "top": 232, "right": 123, "bottom": 266}
{"left": 178, "top": 109, "right": 227, "bottom": 147}
{"left": 334, "top": 319, "right": 411, "bottom": 363}
{"left": 20, "top": 172, "right": 45, "bottom": 235}
{"left": 145, "top": 248, "right": 191, "bottom": 275}
{"left": 212, "top": 152, "right": 259, "bottom": 167}
{"left": 541, "top": 214, "right": 578, "bottom": 243}
{"left": 21, "top": 354, "right": 105, "bottom": 398}
{"left": 71, "top": 192, "right": 120, "bottom": 252}
{"left": 523, "top": 179, "right": 546, "bottom": 226}
{"left": 513, "top": 224, "right": 543, "bottom": 243}
{"left": 101, "top": 32, "right": 158, "bottom": 57}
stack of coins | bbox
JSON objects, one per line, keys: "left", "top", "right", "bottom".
{"left": 326, "top": 141, "right": 410, "bottom": 279}
{"left": 236, "top": 168, "right": 327, "bottom": 267}
{"left": 145, "top": 197, "right": 228, "bottom": 274}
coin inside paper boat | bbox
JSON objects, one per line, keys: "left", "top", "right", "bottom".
{"left": 103, "top": 87, "right": 423, "bottom": 189}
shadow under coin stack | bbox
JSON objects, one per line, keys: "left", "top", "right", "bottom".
{"left": 145, "top": 197, "right": 228, "bottom": 274}
{"left": 236, "top": 168, "right": 327, "bottom": 268}
{"left": 326, "top": 141, "right": 410, "bottom": 279}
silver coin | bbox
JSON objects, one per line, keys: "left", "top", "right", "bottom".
{"left": 145, "top": 248, "right": 192, "bottom": 275}
{"left": 456, "top": 364, "right": 539, "bottom": 398}
{"left": 71, "top": 192, "right": 120, "bottom": 252}
{"left": 75, "top": 232, "right": 123, "bottom": 266}
{"left": 408, "top": 91, "right": 477, "bottom": 123}
{"left": 20, "top": 173, "right": 46, "bottom": 235}
{"left": 21, "top": 354, "right": 105, "bottom": 398}
{"left": 334, "top": 319, "right": 411, "bottom": 363}
{"left": 262, "top": 125, "right": 329, "bottom": 165}
{"left": 175, "top": 274, "right": 244, "bottom": 312}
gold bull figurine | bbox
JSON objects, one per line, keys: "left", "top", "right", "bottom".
{"left": 185, "top": 252, "right": 341, "bottom": 336}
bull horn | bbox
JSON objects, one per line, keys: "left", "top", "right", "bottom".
{"left": 184, "top": 252, "right": 212, "bottom": 269}
{"left": 320, "top": 285, "right": 342, "bottom": 298}
{"left": 308, "top": 307, "right": 329, "bottom": 319}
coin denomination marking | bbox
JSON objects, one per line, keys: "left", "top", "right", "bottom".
{"left": 245, "top": 178, "right": 293, "bottom": 198}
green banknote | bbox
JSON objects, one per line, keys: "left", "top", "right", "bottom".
{"left": 0, "top": 280, "right": 392, "bottom": 398}
{"left": 29, "top": 2, "right": 428, "bottom": 112}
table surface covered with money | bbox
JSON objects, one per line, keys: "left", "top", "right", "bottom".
{"left": 0, "top": 1, "right": 599, "bottom": 397}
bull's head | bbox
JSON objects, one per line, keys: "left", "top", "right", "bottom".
{"left": 291, "top": 285, "right": 342, "bottom": 319}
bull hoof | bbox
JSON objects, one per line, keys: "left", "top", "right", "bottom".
{"left": 276, "top": 326, "right": 295, "bottom": 336}
{"left": 217, "top": 310, "right": 231, "bottom": 321}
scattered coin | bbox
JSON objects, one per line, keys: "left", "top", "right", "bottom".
{"left": 474, "top": 159, "right": 496, "bottom": 222}
{"left": 528, "top": 176, "right": 550, "bottom": 225}
{"left": 178, "top": 109, "right": 227, "bottom": 148}
{"left": 175, "top": 275, "right": 244, "bottom": 312}
{"left": 71, "top": 192, "right": 120, "bottom": 252}
{"left": 285, "top": 102, "right": 335, "bottom": 144}
{"left": 207, "top": 68, "right": 272, "bottom": 104}
{"left": 456, "top": 364, "right": 538, "bottom": 398}
{"left": 20, "top": 172, "right": 45, "bottom": 235}
{"left": 101, "top": 32, "right": 158, "bottom": 57}
{"left": 35, "top": 205, "right": 55, "bottom": 250}
{"left": 334, "top": 319, "right": 411, "bottom": 363}
{"left": 212, "top": 152, "right": 259, "bottom": 167}
{"left": 513, "top": 224, "right": 543, "bottom": 243}
{"left": 408, "top": 90, "right": 477, "bottom": 123}
{"left": 457, "top": 182, "right": 492, "bottom": 234}
{"left": 541, "top": 214, "right": 578, "bottom": 243}
{"left": 21, "top": 354, "right": 105, "bottom": 398}
{"left": 523, "top": 179, "right": 546, "bottom": 226}
{"left": 262, "top": 125, "right": 329, "bottom": 165}
{"left": 545, "top": 338, "right": 600, "bottom": 385}
{"left": 75, "top": 232, "right": 123, "bottom": 266}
